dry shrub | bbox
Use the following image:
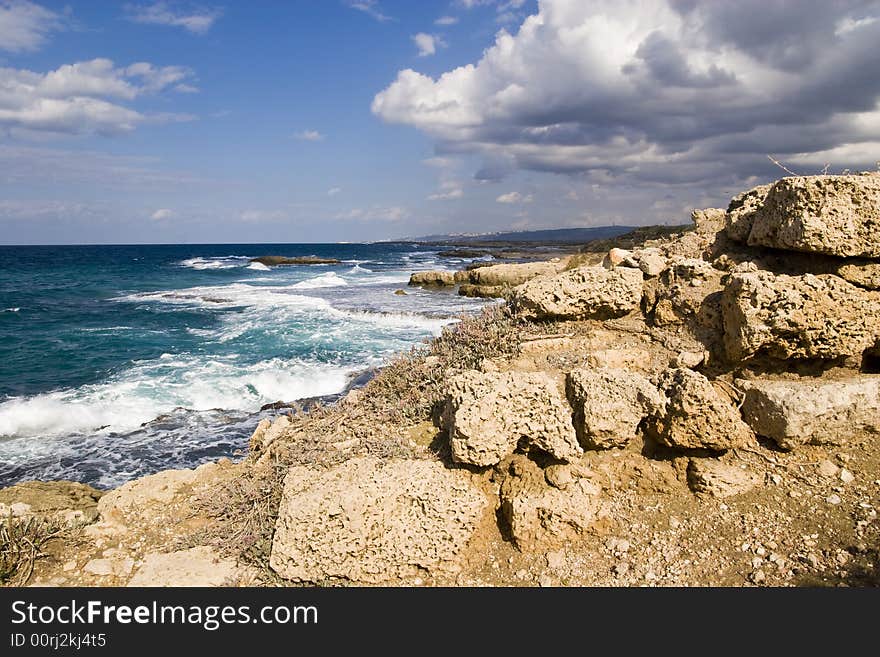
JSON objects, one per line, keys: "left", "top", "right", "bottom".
{"left": 1, "top": 514, "right": 67, "bottom": 586}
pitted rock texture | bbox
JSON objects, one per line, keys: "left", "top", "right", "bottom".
{"left": 409, "top": 270, "right": 455, "bottom": 287}
{"left": 566, "top": 368, "right": 663, "bottom": 449}
{"left": 443, "top": 370, "right": 581, "bottom": 466}
{"left": 726, "top": 183, "right": 772, "bottom": 243}
{"left": 514, "top": 265, "right": 643, "bottom": 321}
{"left": 745, "top": 174, "right": 880, "bottom": 257}
{"left": 465, "top": 261, "right": 562, "bottom": 287}
{"left": 269, "top": 457, "right": 489, "bottom": 584}
{"left": 738, "top": 376, "right": 880, "bottom": 450}
{"left": 721, "top": 271, "right": 880, "bottom": 362}
{"left": 646, "top": 368, "right": 752, "bottom": 451}
{"left": 836, "top": 261, "right": 880, "bottom": 291}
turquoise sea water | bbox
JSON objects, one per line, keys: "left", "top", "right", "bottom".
{"left": 0, "top": 243, "right": 488, "bottom": 488}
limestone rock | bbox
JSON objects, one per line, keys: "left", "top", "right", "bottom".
{"left": 84, "top": 556, "right": 135, "bottom": 578}
{"left": 513, "top": 266, "right": 643, "bottom": 321}
{"left": 721, "top": 271, "right": 880, "bottom": 362}
{"left": 97, "top": 469, "right": 198, "bottom": 526}
{"left": 128, "top": 547, "right": 238, "bottom": 586}
{"left": 726, "top": 183, "right": 772, "bottom": 243}
{"left": 566, "top": 368, "right": 663, "bottom": 449}
{"left": 737, "top": 376, "right": 880, "bottom": 450}
{"left": 746, "top": 174, "right": 880, "bottom": 257}
{"left": 442, "top": 370, "right": 581, "bottom": 466}
{"left": 0, "top": 480, "right": 102, "bottom": 526}
{"left": 603, "top": 248, "right": 633, "bottom": 268}
{"left": 458, "top": 283, "right": 506, "bottom": 298}
{"left": 249, "top": 415, "right": 290, "bottom": 454}
{"left": 409, "top": 270, "right": 455, "bottom": 287}
{"left": 687, "top": 459, "right": 761, "bottom": 498}
{"left": 500, "top": 456, "right": 604, "bottom": 549}
{"left": 632, "top": 248, "right": 668, "bottom": 277}
{"left": 692, "top": 208, "right": 727, "bottom": 235}
{"left": 836, "top": 260, "right": 880, "bottom": 291}
{"left": 465, "top": 261, "right": 561, "bottom": 287}
{"left": 646, "top": 368, "right": 752, "bottom": 451}
{"left": 269, "top": 457, "right": 489, "bottom": 584}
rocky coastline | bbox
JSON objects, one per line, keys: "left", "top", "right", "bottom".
{"left": 3, "top": 172, "right": 880, "bottom": 587}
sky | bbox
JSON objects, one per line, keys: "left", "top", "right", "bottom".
{"left": 0, "top": 0, "right": 879, "bottom": 244}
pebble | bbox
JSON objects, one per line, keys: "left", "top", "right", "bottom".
{"left": 770, "top": 474, "right": 782, "bottom": 485}
{"left": 817, "top": 460, "right": 839, "bottom": 477}
{"left": 62, "top": 561, "right": 77, "bottom": 572}
{"left": 750, "top": 570, "right": 766, "bottom": 584}
{"left": 546, "top": 550, "right": 566, "bottom": 570}
{"left": 839, "top": 469, "right": 855, "bottom": 484}
{"left": 613, "top": 563, "right": 630, "bottom": 576}
{"left": 826, "top": 494, "right": 842, "bottom": 505}
{"left": 515, "top": 569, "right": 527, "bottom": 580}
{"left": 413, "top": 577, "right": 424, "bottom": 586}
{"left": 538, "top": 575, "right": 553, "bottom": 587}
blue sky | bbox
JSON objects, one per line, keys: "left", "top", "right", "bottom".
{"left": 1, "top": 1, "right": 879, "bottom": 244}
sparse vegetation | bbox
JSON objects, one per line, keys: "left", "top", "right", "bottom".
{"left": 1, "top": 514, "right": 67, "bottom": 586}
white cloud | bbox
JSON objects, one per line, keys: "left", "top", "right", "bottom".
{"left": 151, "top": 208, "right": 174, "bottom": 220}
{"left": 240, "top": 209, "right": 291, "bottom": 222}
{"left": 373, "top": 0, "right": 880, "bottom": 196}
{"left": 412, "top": 33, "right": 445, "bottom": 57}
{"left": 0, "top": 58, "right": 196, "bottom": 136}
{"left": 335, "top": 206, "right": 408, "bottom": 221}
{"left": 428, "top": 180, "right": 464, "bottom": 200}
{"left": 125, "top": 2, "right": 223, "bottom": 34}
{"left": 346, "top": 1, "right": 392, "bottom": 23}
{"left": 435, "top": 15, "right": 458, "bottom": 26}
{"left": 496, "top": 191, "right": 532, "bottom": 204}
{"left": 327, "top": 187, "right": 342, "bottom": 196}
{"left": 0, "top": 0, "right": 63, "bottom": 53}
{"left": 294, "top": 130, "right": 324, "bottom": 141}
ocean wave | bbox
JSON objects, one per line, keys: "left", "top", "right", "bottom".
{"left": 291, "top": 272, "right": 348, "bottom": 289}
{"left": 179, "top": 256, "right": 251, "bottom": 270}
{"left": 335, "top": 309, "right": 457, "bottom": 335}
{"left": 1, "top": 307, "right": 20, "bottom": 313}
{"left": 114, "top": 283, "right": 333, "bottom": 311}
{"left": 0, "top": 356, "right": 353, "bottom": 440}
{"left": 247, "top": 261, "right": 271, "bottom": 271}
{"left": 348, "top": 264, "right": 373, "bottom": 274}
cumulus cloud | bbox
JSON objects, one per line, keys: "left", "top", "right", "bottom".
{"left": 125, "top": 2, "right": 223, "bottom": 34}
{"left": 346, "top": 0, "right": 392, "bottom": 23}
{"left": 412, "top": 33, "right": 445, "bottom": 57}
{"left": 374, "top": 0, "right": 880, "bottom": 200}
{"left": 0, "top": 0, "right": 63, "bottom": 52}
{"left": 151, "top": 208, "right": 174, "bottom": 220}
{"left": 0, "top": 58, "right": 196, "bottom": 136}
{"left": 294, "top": 130, "right": 324, "bottom": 141}
{"left": 496, "top": 191, "right": 532, "bottom": 203}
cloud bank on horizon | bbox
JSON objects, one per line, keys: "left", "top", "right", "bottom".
{"left": 374, "top": 0, "right": 880, "bottom": 190}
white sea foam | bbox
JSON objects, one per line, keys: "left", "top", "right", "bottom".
{"left": 179, "top": 256, "right": 250, "bottom": 270}
{"left": 115, "top": 283, "right": 333, "bottom": 311}
{"left": 0, "top": 356, "right": 352, "bottom": 440}
{"left": 2, "top": 307, "right": 20, "bottom": 313}
{"left": 348, "top": 264, "right": 373, "bottom": 274}
{"left": 291, "top": 272, "right": 348, "bottom": 289}
{"left": 247, "top": 261, "right": 271, "bottom": 271}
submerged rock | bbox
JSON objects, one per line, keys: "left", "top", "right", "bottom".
{"left": 250, "top": 255, "right": 340, "bottom": 266}
{"left": 442, "top": 370, "right": 581, "bottom": 466}
{"left": 738, "top": 375, "right": 880, "bottom": 450}
{"left": 269, "top": 457, "right": 490, "bottom": 584}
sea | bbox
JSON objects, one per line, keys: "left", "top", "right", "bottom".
{"left": 0, "top": 243, "right": 491, "bottom": 489}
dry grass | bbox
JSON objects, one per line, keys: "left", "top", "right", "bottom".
{"left": 1, "top": 514, "right": 67, "bottom": 587}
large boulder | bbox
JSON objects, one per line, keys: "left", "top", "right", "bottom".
{"left": 442, "top": 370, "right": 581, "bottom": 467}
{"left": 499, "top": 456, "right": 605, "bottom": 550}
{"left": 721, "top": 271, "right": 880, "bottom": 362}
{"left": 513, "top": 266, "right": 643, "bottom": 321}
{"left": 465, "top": 261, "right": 562, "bottom": 287}
{"left": 409, "top": 270, "right": 455, "bottom": 287}
{"left": 645, "top": 368, "right": 753, "bottom": 451}
{"left": 565, "top": 368, "right": 663, "bottom": 449}
{"left": 744, "top": 174, "right": 880, "bottom": 257}
{"left": 737, "top": 376, "right": 880, "bottom": 450}
{"left": 269, "top": 457, "right": 490, "bottom": 584}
